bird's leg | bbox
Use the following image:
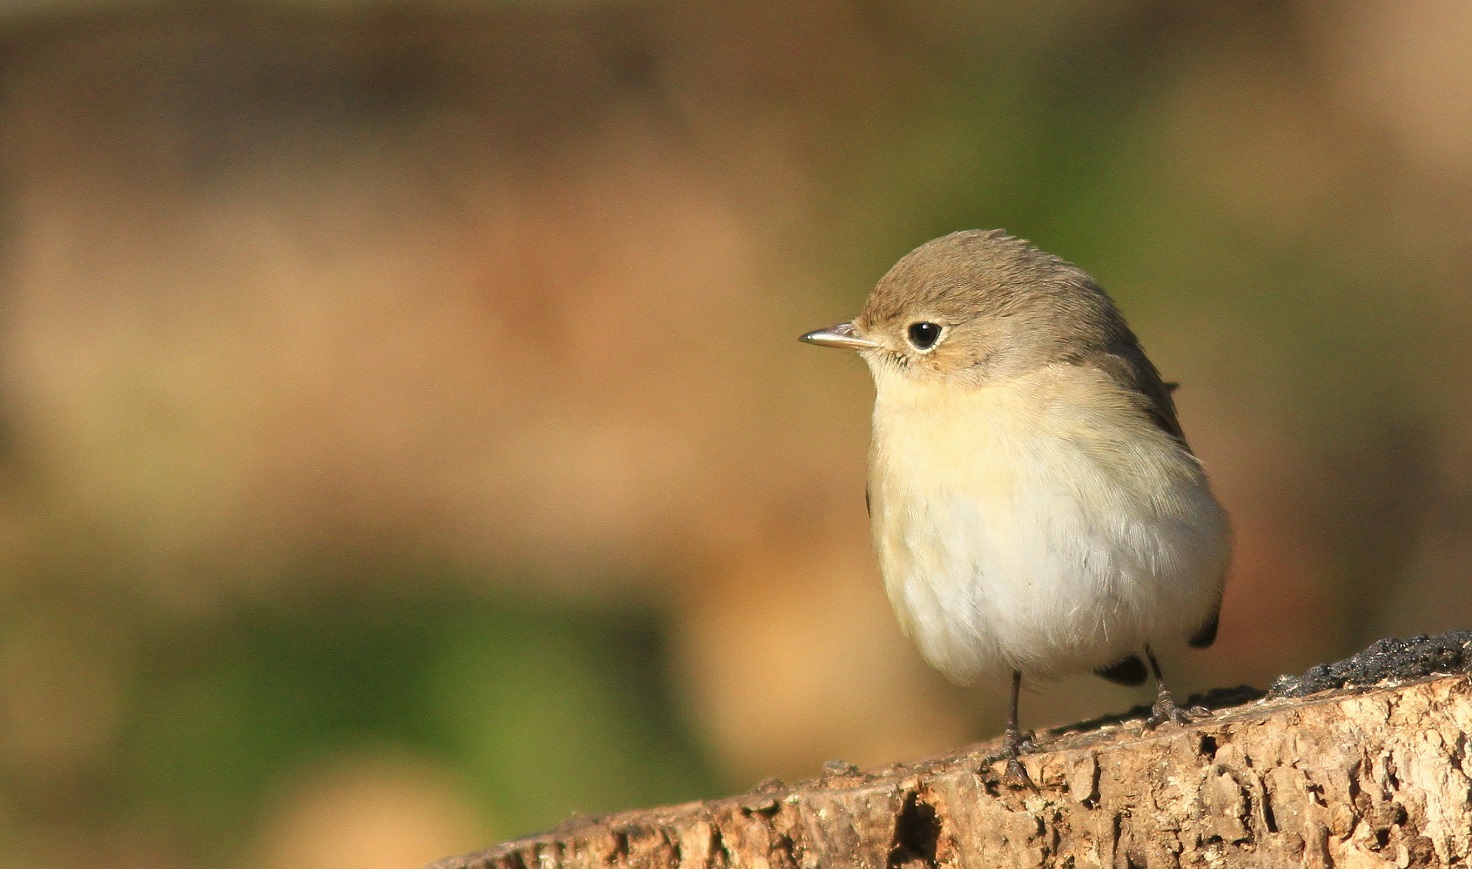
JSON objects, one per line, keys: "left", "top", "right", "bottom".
{"left": 998, "top": 670, "right": 1038, "bottom": 790}
{"left": 1143, "top": 645, "right": 1210, "bottom": 730}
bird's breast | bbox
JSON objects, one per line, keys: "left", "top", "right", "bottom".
{"left": 863, "top": 364, "right": 1228, "bottom": 684}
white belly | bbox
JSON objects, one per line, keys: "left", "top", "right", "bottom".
{"left": 868, "top": 365, "right": 1229, "bottom": 686}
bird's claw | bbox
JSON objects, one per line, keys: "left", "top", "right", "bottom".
{"left": 1004, "top": 756, "right": 1037, "bottom": 791}
{"left": 984, "top": 727, "right": 1040, "bottom": 791}
{"left": 1143, "top": 691, "right": 1211, "bottom": 730}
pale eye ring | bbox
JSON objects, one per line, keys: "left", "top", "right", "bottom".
{"left": 906, "top": 321, "right": 943, "bottom": 351}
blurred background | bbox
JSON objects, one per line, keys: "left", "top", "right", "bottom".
{"left": 0, "top": 1, "right": 1469, "bottom": 866}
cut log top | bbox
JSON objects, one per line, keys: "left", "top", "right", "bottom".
{"left": 433, "top": 631, "right": 1472, "bottom": 869}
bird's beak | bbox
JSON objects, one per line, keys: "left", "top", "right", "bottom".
{"left": 799, "top": 322, "right": 878, "bottom": 351}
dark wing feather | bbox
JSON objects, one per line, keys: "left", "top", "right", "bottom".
{"left": 1095, "top": 655, "right": 1148, "bottom": 686}
{"left": 1189, "top": 606, "right": 1220, "bottom": 649}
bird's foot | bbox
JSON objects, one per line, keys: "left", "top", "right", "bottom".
{"left": 983, "top": 727, "right": 1040, "bottom": 791}
{"left": 1143, "top": 690, "right": 1211, "bottom": 730}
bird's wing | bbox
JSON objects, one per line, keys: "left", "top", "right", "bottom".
{"left": 1092, "top": 347, "right": 1223, "bottom": 651}
{"left": 1090, "top": 347, "right": 1190, "bottom": 449}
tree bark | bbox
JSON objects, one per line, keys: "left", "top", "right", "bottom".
{"left": 433, "top": 635, "right": 1472, "bottom": 868}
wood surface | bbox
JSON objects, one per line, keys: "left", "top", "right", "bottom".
{"left": 434, "top": 635, "right": 1472, "bottom": 868}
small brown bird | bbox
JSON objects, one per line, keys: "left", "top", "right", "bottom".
{"left": 801, "top": 230, "right": 1229, "bottom": 785}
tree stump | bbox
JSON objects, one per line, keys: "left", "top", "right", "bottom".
{"left": 432, "top": 632, "right": 1472, "bottom": 868}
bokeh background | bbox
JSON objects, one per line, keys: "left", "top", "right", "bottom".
{"left": 1, "top": 1, "right": 1470, "bottom": 866}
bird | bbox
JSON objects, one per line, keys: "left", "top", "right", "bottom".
{"left": 800, "top": 229, "right": 1229, "bottom": 787}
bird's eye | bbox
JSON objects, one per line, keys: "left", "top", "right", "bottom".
{"left": 906, "top": 322, "right": 942, "bottom": 351}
